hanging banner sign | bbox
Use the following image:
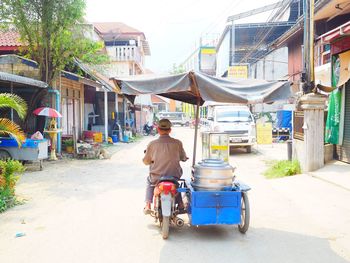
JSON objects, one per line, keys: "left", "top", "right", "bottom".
{"left": 228, "top": 65, "right": 248, "bottom": 79}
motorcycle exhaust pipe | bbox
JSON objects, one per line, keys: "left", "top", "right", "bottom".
{"left": 175, "top": 217, "right": 184, "bottom": 227}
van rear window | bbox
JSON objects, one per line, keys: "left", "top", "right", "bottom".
{"left": 216, "top": 111, "right": 252, "bottom": 122}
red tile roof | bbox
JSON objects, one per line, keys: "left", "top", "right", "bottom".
{"left": 0, "top": 30, "right": 23, "bottom": 47}
{"left": 93, "top": 22, "right": 145, "bottom": 41}
{"left": 151, "top": 95, "right": 168, "bottom": 104}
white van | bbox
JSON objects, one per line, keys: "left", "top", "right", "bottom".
{"left": 204, "top": 105, "right": 256, "bottom": 153}
{"left": 157, "top": 112, "right": 189, "bottom": 126}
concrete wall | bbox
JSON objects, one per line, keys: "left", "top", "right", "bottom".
{"left": 0, "top": 62, "right": 39, "bottom": 79}
{"left": 250, "top": 47, "right": 288, "bottom": 80}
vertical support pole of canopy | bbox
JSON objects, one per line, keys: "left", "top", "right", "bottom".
{"left": 190, "top": 71, "right": 202, "bottom": 168}
{"left": 115, "top": 93, "right": 119, "bottom": 123}
{"left": 10, "top": 82, "right": 13, "bottom": 121}
{"left": 104, "top": 90, "right": 108, "bottom": 142}
{"left": 192, "top": 98, "right": 201, "bottom": 168}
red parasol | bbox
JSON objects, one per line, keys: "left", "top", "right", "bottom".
{"left": 33, "top": 107, "right": 62, "bottom": 118}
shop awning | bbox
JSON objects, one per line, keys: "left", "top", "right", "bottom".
{"left": 0, "top": 71, "right": 48, "bottom": 88}
{"left": 112, "top": 71, "right": 291, "bottom": 105}
{"left": 318, "top": 21, "right": 350, "bottom": 44}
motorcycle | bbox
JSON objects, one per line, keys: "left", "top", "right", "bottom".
{"left": 151, "top": 176, "right": 186, "bottom": 239}
{"left": 143, "top": 123, "right": 157, "bottom": 136}
{"left": 189, "top": 118, "right": 201, "bottom": 129}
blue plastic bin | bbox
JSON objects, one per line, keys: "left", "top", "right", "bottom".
{"left": 111, "top": 135, "right": 118, "bottom": 143}
{"left": 123, "top": 135, "right": 129, "bottom": 142}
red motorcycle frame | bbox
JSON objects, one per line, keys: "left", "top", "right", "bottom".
{"left": 152, "top": 177, "right": 185, "bottom": 239}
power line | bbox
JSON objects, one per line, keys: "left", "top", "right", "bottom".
{"left": 200, "top": 0, "right": 241, "bottom": 35}
{"left": 238, "top": 0, "right": 292, "bottom": 63}
{"left": 238, "top": 0, "right": 293, "bottom": 64}
{"left": 176, "top": 0, "right": 241, "bottom": 65}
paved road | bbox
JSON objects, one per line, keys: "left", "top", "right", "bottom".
{"left": 0, "top": 127, "right": 349, "bottom": 263}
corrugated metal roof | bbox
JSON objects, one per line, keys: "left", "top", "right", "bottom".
{"left": 271, "top": 0, "right": 341, "bottom": 47}
{"left": 0, "top": 54, "right": 39, "bottom": 68}
{"left": 0, "top": 71, "right": 48, "bottom": 88}
{"left": 73, "top": 58, "right": 118, "bottom": 92}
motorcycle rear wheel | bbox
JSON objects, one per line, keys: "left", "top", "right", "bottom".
{"left": 161, "top": 216, "right": 170, "bottom": 239}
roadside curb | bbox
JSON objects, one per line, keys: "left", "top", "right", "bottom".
{"left": 307, "top": 172, "right": 350, "bottom": 192}
{"left": 107, "top": 137, "right": 148, "bottom": 157}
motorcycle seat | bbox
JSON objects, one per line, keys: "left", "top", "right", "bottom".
{"left": 158, "top": 176, "right": 179, "bottom": 187}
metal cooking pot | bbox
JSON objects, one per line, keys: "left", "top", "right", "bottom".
{"left": 191, "top": 159, "right": 235, "bottom": 191}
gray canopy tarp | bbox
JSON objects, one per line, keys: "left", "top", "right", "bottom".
{"left": 112, "top": 71, "right": 291, "bottom": 105}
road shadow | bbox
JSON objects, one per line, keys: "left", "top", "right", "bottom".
{"left": 158, "top": 226, "right": 348, "bottom": 263}
{"left": 229, "top": 147, "right": 265, "bottom": 157}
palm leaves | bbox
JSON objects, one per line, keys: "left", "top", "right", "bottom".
{"left": 0, "top": 93, "right": 27, "bottom": 146}
{"left": 0, "top": 93, "right": 27, "bottom": 119}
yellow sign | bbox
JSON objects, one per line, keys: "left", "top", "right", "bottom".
{"left": 201, "top": 48, "right": 216, "bottom": 55}
{"left": 228, "top": 65, "right": 248, "bottom": 79}
{"left": 257, "top": 123, "right": 272, "bottom": 144}
{"left": 211, "top": 145, "right": 229, "bottom": 151}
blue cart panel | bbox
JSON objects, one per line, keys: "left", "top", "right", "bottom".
{"left": 0, "top": 137, "right": 48, "bottom": 161}
{"left": 188, "top": 190, "right": 241, "bottom": 225}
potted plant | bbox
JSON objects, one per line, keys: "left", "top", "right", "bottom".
{"left": 63, "top": 139, "right": 74, "bottom": 153}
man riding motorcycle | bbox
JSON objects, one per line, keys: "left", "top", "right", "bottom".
{"left": 143, "top": 121, "right": 157, "bottom": 136}
{"left": 142, "top": 118, "right": 188, "bottom": 214}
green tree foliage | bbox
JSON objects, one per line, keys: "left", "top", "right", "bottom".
{"left": 0, "top": 0, "right": 108, "bottom": 84}
{"left": 0, "top": 93, "right": 27, "bottom": 145}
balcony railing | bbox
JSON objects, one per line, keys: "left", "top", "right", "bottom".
{"left": 114, "top": 46, "right": 142, "bottom": 64}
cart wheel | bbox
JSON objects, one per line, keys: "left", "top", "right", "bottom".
{"left": 0, "top": 150, "right": 11, "bottom": 160}
{"left": 161, "top": 216, "right": 170, "bottom": 239}
{"left": 238, "top": 191, "right": 250, "bottom": 234}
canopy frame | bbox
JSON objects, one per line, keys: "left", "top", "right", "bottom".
{"left": 112, "top": 71, "right": 291, "bottom": 167}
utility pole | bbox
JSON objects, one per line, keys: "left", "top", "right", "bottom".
{"left": 302, "top": 0, "right": 315, "bottom": 93}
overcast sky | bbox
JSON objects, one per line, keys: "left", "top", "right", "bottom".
{"left": 85, "top": 0, "right": 279, "bottom": 73}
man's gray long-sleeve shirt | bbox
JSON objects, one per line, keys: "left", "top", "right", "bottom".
{"left": 143, "top": 135, "right": 187, "bottom": 179}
